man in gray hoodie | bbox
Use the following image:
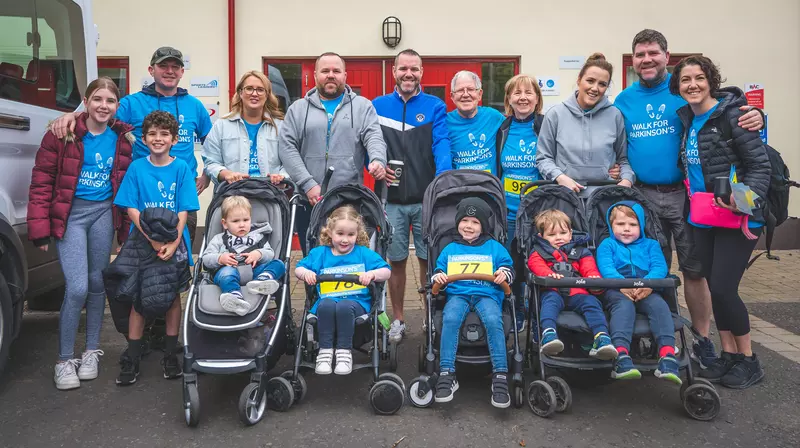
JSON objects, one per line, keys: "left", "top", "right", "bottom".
{"left": 278, "top": 52, "right": 387, "bottom": 252}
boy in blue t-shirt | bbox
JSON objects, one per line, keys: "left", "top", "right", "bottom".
{"left": 431, "top": 197, "right": 514, "bottom": 408}
{"left": 113, "top": 110, "right": 200, "bottom": 386}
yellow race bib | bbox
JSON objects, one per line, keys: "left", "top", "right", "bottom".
{"left": 504, "top": 176, "right": 536, "bottom": 196}
{"left": 319, "top": 276, "right": 366, "bottom": 296}
{"left": 446, "top": 254, "right": 494, "bottom": 276}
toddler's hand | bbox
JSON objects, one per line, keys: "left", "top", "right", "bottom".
{"left": 493, "top": 269, "right": 507, "bottom": 284}
{"left": 638, "top": 287, "right": 653, "bottom": 300}
{"left": 359, "top": 271, "right": 376, "bottom": 286}
{"left": 218, "top": 253, "right": 238, "bottom": 267}
{"left": 432, "top": 273, "right": 448, "bottom": 285}
{"left": 620, "top": 288, "right": 637, "bottom": 301}
{"left": 244, "top": 251, "right": 262, "bottom": 267}
{"left": 547, "top": 272, "right": 564, "bottom": 279}
{"left": 303, "top": 271, "right": 317, "bottom": 285}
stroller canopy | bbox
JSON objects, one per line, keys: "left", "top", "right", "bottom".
{"left": 585, "top": 186, "right": 669, "bottom": 253}
{"left": 515, "top": 184, "right": 589, "bottom": 255}
{"left": 307, "top": 184, "right": 391, "bottom": 253}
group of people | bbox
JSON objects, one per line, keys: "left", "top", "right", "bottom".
{"left": 28, "top": 27, "right": 770, "bottom": 400}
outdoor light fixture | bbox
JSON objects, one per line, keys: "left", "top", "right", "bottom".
{"left": 382, "top": 16, "right": 402, "bottom": 48}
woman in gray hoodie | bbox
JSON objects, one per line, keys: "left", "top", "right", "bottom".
{"left": 536, "top": 53, "right": 633, "bottom": 192}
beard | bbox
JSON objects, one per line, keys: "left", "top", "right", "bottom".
{"left": 396, "top": 77, "right": 419, "bottom": 95}
{"left": 318, "top": 81, "right": 344, "bottom": 99}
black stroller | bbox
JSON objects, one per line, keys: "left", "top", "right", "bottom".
{"left": 407, "top": 169, "right": 525, "bottom": 408}
{"left": 517, "top": 181, "right": 721, "bottom": 421}
{"left": 288, "top": 179, "right": 405, "bottom": 415}
{"left": 181, "top": 178, "right": 300, "bottom": 427}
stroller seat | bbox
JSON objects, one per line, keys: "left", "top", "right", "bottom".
{"left": 197, "top": 265, "right": 270, "bottom": 316}
{"left": 433, "top": 309, "right": 513, "bottom": 348}
{"left": 555, "top": 311, "right": 684, "bottom": 335}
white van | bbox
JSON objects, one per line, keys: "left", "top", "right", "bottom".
{"left": 0, "top": 0, "right": 97, "bottom": 375}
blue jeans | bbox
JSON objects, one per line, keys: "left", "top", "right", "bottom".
{"left": 540, "top": 290, "right": 608, "bottom": 336}
{"left": 439, "top": 295, "right": 507, "bottom": 373}
{"left": 316, "top": 299, "right": 366, "bottom": 349}
{"left": 604, "top": 289, "right": 676, "bottom": 351}
{"left": 213, "top": 260, "right": 285, "bottom": 293}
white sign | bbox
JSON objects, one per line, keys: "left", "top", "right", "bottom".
{"left": 140, "top": 75, "right": 154, "bottom": 89}
{"left": 559, "top": 56, "right": 585, "bottom": 70}
{"left": 189, "top": 77, "right": 220, "bottom": 97}
{"left": 204, "top": 103, "right": 219, "bottom": 124}
{"left": 537, "top": 76, "right": 560, "bottom": 96}
{"left": 183, "top": 54, "right": 192, "bottom": 70}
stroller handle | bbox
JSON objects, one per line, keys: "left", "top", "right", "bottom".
{"left": 531, "top": 276, "right": 680, "bottom": 289}
{"left": 431, "top": 273, "right": 511, "bottom": 295}
{"left": 317, "top": 274, "right": 361, "bottom": 283}
{"left": 520, "top": 178, "right": 622, "bottom": 196}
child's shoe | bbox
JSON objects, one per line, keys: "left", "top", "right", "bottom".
{"left": 654, "top": 354, "right": 682, "bottom": 385}
{"left": 540, "top": 328, "right": 564, "bottom": 355}
{"left": 434, "top": 371, "right": 459, "bottom": 403}
{"left": 115, "top": 353, "right": 140, "bottom": 386}
{"left": 334, "top": 349, "right": 353, "bottom": 375}
{"left": 247, "top": 274, "right": 280, "bottom": 296}
{"left": 589, "top": 333, "right": 618, "bottom": 360}
{"left": 315, "top": 348, "right": 333, "bottom": 374}
{"left": 54, "top": 359, "right": 80, "bottom": 390}
{"left": 490, "top": 372, "right": 511, "bottom": 409}
{"left": 161, "top": 352, "right": 183, "bottom": 379}
{"left": 77, "top": 349, "right": 104, "bottom": 381}
{"left": 220, "top": 291, "right": 252, "bottom": 316}
{"left": 611, "top": 354, "right": 641, "bottom": 380}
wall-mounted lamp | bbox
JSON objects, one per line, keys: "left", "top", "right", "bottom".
{"left": 382, "top": 16, "right": 402, "bottom": 48}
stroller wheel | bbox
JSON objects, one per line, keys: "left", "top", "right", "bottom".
{"left": 378, "top": 372, "right": 406, "bottom": 392}
{"left": 682, "top": 383, "right": 721, "bottom": 421}
{"left": 280, "top": 370, "right": 308, "bottom": 404}
{"left": 266, "top": 377, "right": 295, "bottom": 413}
{"left": 183, "top": 382, "right": 200, "bottom": 427}
{"left": 407, "top": 376, "right": 434, "bottom": 408}
{"left": 546, "top": 376, "right": 572, "bottom": 413}
{"left": 526, "top": 380, "right": 557, "bottom": 418}
{"left": 389, "top": 342, "right": 399, "bottom": 372}
{"left": 238, "top": 382, "right": 268, "bottom": 426}
{"left": 679, "top": 377, "right": 713, "bottom": 400}
{"left": 369, "top": 380, "right": 404, "bottom": 415}
{"left": 512, "top": 385, "right": 525, "bottom": 409}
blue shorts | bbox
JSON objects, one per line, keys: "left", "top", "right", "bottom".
{"left": 386, "top": 202, "right": 427, "bottom": 262}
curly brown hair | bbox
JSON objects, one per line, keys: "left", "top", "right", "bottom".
{"left": 319, "top": 205, "right": 370, "bottom": 247}
{"left": 669, "top": 55, "right": 725, "bottom": 98}
{"left": 142, "top": 110, "right": 179, "bottom": 138}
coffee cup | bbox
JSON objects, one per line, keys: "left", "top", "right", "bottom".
{"left": 388, "top": 160, "right": 404, "bottom": 187}
{"left": 713, "top": 176, "right": 731, "bottom": 204}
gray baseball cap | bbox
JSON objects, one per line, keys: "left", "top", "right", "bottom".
{"left": 150, "top": 46, "right": 184, "bottom": 66}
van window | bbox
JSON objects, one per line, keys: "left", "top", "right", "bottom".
{"left": 0, "top": 0, "right": 87, "bottom": 112}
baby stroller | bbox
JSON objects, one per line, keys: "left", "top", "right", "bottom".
{"left": 407, "top": 169, "right": 525, "bottom": 408}
{"left": 289, "top": 175, "right": 405, "bottom": 415}
{"left": 517, "top": 180, "right": 721, "bottom": 421}
{"left": 181, "top": 178, "right": 300, "bottom": 427}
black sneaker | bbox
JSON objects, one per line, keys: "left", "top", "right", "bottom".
{"left": 720, "top": 353, "right": 765, "bottom": 389}
{"left": 161, "top": 352, "right": 183, "bottom": 380}
{"left": 434, "top": 371, "right": 459, "bottom": 403}
{"left": 698, "top": 351, "right": 742, "bottom": 383}
{"left": 491, "top": 372, "right": 511, "bottom": 409}
{"left": 116, "top": 354, "right": 140, "bottom": 386}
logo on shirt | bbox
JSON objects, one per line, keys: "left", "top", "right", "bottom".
{"left": 629, "top": 103, "right": 676, "bottom": 139}
{"left": 468, "top": 133, "right": 487, "bottom": 149}
{"left": 416, "top": 113, "right": 425, "bottom": 122}
{"left": 519, "top": 139, "right": 536, "bottom": 155}
{"left": 646, "top": 103, "right": 666, "bottom": 120}
{"left": 144, "top": 180, "right": 177, "bottom": 210}
{"left": 77, "top": 152, "right": 113, "bottom": 189}
{"left": 158, "top": 181, "right": 176, "bottom": 200}
{"left": 689, "top": 128, "right": 697, "bottom": 147}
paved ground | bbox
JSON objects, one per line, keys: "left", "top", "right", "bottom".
{"left": 1, "top": 251, "right": 800, "bottom": 447}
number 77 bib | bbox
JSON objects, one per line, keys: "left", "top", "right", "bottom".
{"left": 446, "top": 254, "right": 494, "bottom": 276}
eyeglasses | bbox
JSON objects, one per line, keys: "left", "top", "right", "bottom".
{"left": 242, "top": 86, "right": 266, "bottom": 95}
{"left": 454, "top": 87, "right": 479, "bottom": 96}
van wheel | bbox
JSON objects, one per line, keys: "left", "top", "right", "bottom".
{"left": 0, "top": 273, "right": 14, "bottom": 376}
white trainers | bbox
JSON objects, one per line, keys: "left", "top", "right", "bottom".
{"left": 77, "top": 349, "right": 104, "bottom": 381}
{"left": 334, "top": 349, "right": 353, "bottom": 375}
{"left": 315, "top": 348, "right": 333, "bottom": 375}
{"left": 220, "top": 292, "right": 252, "bottom": 316}
{"left": 388, "top": 319, "right": 406, "bottom": 343}
{"left": 246, "top": 277, "right": 280, "bottom": 296}
{"left": 54, "top": 359, "right": 81, "bottom": 390}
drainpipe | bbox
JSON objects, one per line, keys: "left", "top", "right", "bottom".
{"left": 227, "top": 0, "right": 236, "bottom": 102}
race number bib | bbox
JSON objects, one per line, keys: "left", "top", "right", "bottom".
{"left": 504, "top": 176, "right": 536, "bottom": 196}
{"left": 446, "top": 254, "right": 494, "bottom": 276}
{"left": 319, "top": 264, "right": 366, "bottom": 298}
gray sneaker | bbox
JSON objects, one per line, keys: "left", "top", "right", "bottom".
{"left": 388, "top": 319, "right": 406, "bottom": 343}
{"left": 54, "top": 359, "right": 81, "bottom": 390}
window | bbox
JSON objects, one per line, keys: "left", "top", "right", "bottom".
{"left": 622, "top": 53, "right": 700, "bottom": 89}
{"left": 267, "top": 63, "right": 301, "bottom": 114}
{"left": 424, "top": 85, "right": 446, "bottom": 102}
{"left": 481, "top": 62, "right": 515, "bottom": 112}
{"left": 98, "top": 57, "right": 129, "bottom": 97}
{"left": 0, "top": 0, "right": 87, "bottom": 111}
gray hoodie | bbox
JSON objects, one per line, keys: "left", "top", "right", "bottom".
{"left": 278, "top": 86, "right": 387, "bottom": 192}
{"left": 535, "top": 93, "right": 634, "bottom": 183}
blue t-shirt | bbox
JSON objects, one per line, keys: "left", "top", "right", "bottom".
{"left": 75, "top": 127, "right": 117, "bottom": 201}
{"left": 447, "top": 107, "right": 505, "bottom": 174}
{"left": 321, "top": 94, "right": 344, "bottom": 149}
{"left": 614, "top": 74, "right": 686, "bottom": 185}
{"left": 244, "top": 121, "right": 261, "bottom": 176}
{"left": 501, "top": 118, "right": 539, "bottom": 221}
{"left": 686, "top": 103, "right": 718, "bottom": 227}
{"left": 114, "top": 157, "right": 201, "bottom": 255}
{"left": 116, "top": 90, "right": 213, "bottom": 177}
{"left": 298, "top": 245, "right": 390, "bottom": 314}
{"left": 434, "top": 238, "right": 513, "bottom": 306}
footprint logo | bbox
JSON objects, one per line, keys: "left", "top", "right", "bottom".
{"left": 157, "top": 181, "right": 177, "bottom": 200}
{"left": 519, "top": 139, "right": 536, "bottom": 155}
{"left": 468, "top": 133, "right": 486, "bottom": 149}
{"left": 95, "top": 154, "right": 114, "bottom": 173}
{"left": 689, "top": 129, "right": 697, "bottom": 147}
{"left": 158, "top": 181, "right": 167, "bottom": 198}
{"left": 646, "top": 103, "right": 667, "bottom": 120}
{"left": 168, "top": 182, "right": 176, "bottom": 200}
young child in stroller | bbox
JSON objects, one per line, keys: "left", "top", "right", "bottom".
{"left": 201, "top": 195, "right": 284, "bottom": 316}
{"left": 527, "top": 209, "right": 617, "bottom": 360}
{"left": 295, "top": 205, "right": 391, "bottom": 375}
{"left": 432, "top": 197, "right": 515, "bottom": 408}
{"left": 597, "top": 201, "right": 681, "bottom": 384}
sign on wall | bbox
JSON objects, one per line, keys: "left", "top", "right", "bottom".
{"left": 744, "top": 83, "right": 764, "bottom": 109}
{"left": 190, "top": 77, "right": 220, "bottom": 97}
{"left": 537, "top": 76, "right": 560, "bottom": 96}
{"left": 559, "top": 56, "right": 585, "bottom": 70}
{"left": 204, "top": 103, "right": 219, "bottom": 124}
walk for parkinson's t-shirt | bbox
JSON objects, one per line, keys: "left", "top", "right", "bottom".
{"left": 74, "top": 127, "right": 117, "bottom": 201}
{"left": 447, "top": 106, "right": 505, "bottom": 174}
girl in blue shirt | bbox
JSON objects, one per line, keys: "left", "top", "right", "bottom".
{"left": 295, "top": 205, "right": 391, "bottom": 375}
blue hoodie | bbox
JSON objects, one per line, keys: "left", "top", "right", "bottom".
{"left": 596, "top": 201, "right": 668, "bottom": 279}
{"left": 116, "top": 84, "right": 213, "bottom": 177}
{"left": 434, "top": 234, "right": 514, "bottom": 306}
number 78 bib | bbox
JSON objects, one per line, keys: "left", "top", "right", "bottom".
{"left": 446, "top": 254, "right": 494, "bottom": 276}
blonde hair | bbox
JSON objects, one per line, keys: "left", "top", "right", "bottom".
{"left": 319, "top": 205, "right": 370, "bottom": 247}
{"left": 535, "top": 209, "right": 572, "bottom": 234}
{"left": 609, "top": 205, "right": 637, "bottom": 224}
{"left": 221, "top": 195, "right": 251, "bottom": 219}
{"left": 225, "top": 71, "right": 284, "bottom": 127}
{"left": 503, "top": 74, "right": 543, "bottom": 116}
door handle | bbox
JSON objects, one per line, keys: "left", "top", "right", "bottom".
{"left": 0, "top": 113, "right": 31, "bottom": 131}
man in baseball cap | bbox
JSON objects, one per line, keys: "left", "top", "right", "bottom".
{"left": 150, "top": 46, "right": 185, "bottom": 66}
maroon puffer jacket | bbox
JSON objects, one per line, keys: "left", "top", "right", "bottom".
{"left": 27, "top": 114, "right": 135, "bottom": 246}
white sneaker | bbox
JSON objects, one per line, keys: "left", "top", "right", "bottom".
{"left": 246, "top": 277, "right": 280, "bottom": 296}
{"left": 388, "top": 319, "right": 406, "bottom": 343}
{"left": 334, "top": 349, "right": 353, "bottom": 375}
{"left": 77, "top": 349, "right": 104, "bottom": 381}
{"left": 315, "top": 348, "right": 333, "bottom": 375}
{"left": 220, "top": 292, "right": 252, "bottom": 316}
{"left": 54, "top": 359, "right": 80, "bottom": 390}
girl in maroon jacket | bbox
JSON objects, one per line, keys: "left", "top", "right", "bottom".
{"left": 27, "top": 77, "right": 134, "bottom": 390}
